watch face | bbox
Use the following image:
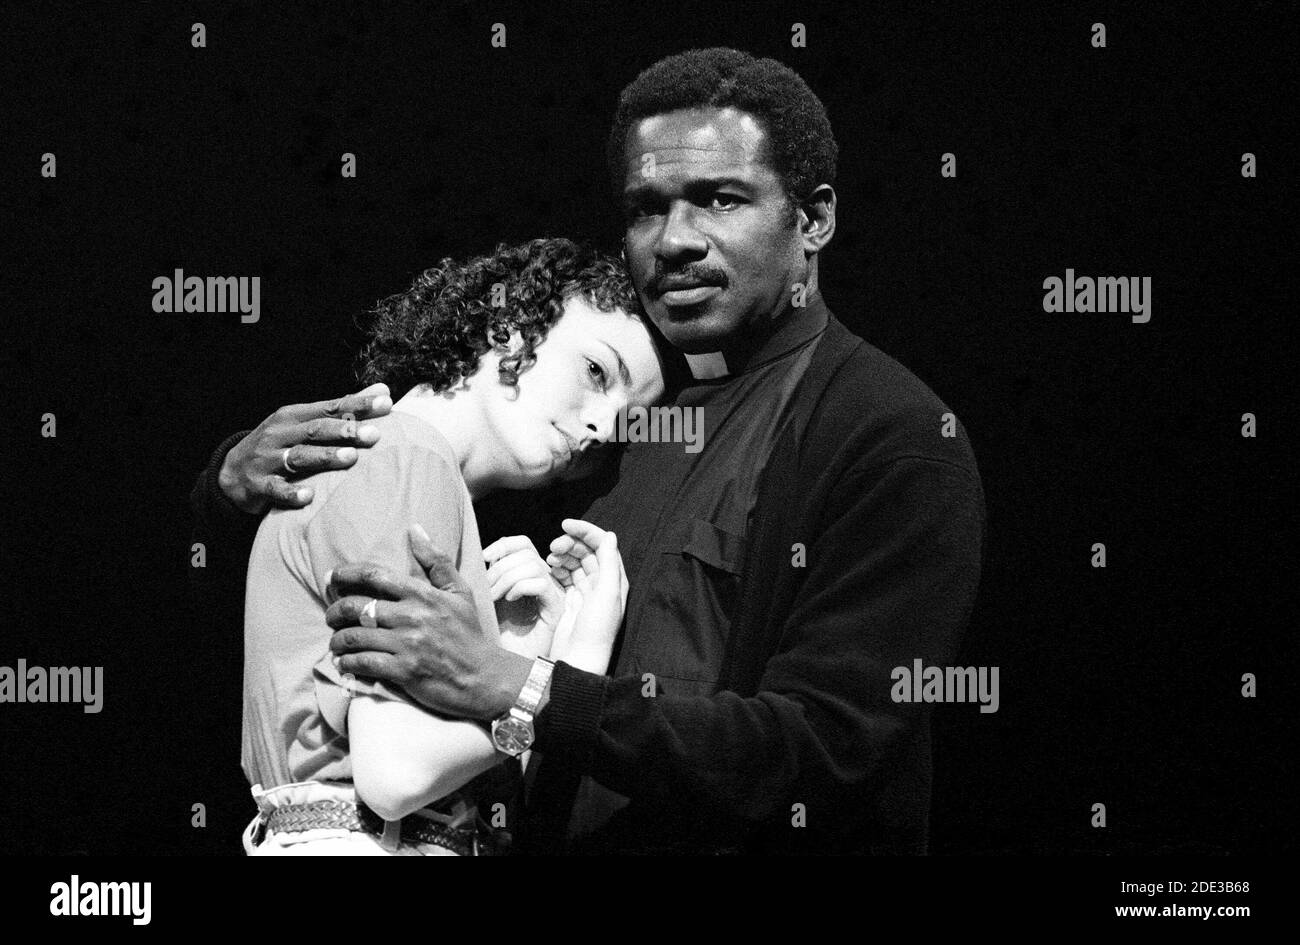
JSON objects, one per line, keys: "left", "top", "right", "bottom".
{"left": 493, "top": 716, "right": 533, "bottom": 755}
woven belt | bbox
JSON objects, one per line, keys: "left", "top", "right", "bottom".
{"left": 264, "top": 800, "right": 480, "bottom": 856}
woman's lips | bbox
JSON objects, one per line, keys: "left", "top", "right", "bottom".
{"left": 554, "top": 428, "right": 579, "bottom": 464}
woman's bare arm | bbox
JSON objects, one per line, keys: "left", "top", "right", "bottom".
{"left": 348, "top": 695, "right": 500, "bottom": 822}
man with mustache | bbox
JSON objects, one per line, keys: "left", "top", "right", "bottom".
{"left": 194, "top": 48, "right": 985, "bottom": 854}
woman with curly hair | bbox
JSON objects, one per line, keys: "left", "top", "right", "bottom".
{"left": 241, "top": 238, "right": 665, "bottom": 855}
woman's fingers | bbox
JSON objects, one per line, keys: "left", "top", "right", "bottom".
{"left": 549, "top": 534, "right": 595, "bottom": 561}
{"left": 483, "top": 547, "right": 565, "bottom": 618}
{"left": 561, "top": 518, "right": 610, "bottom": 547}
{"left": 547, "top": 534, "right": 595, "bottom": 569}
{"left": 486, "top": 549, "right": 546, "bottom": 583}
{"left": 547, "top": 523, "right": 615, "bottom": 592}
{"left": 484, "top": 548, "right": 529, "bottom": 580}
{"left": 554, "top": 532, "right": 623, "bottom": 675}
{"left": 580, "top": 532, "right": 627, "bottom": 609}
{"left": 504, "top": 577, "right": 553, "bottom": 602}
{"left": 592, "top": 532, "right": 621, "bottom": 589}
{"left": 546, "top": 550, "right": 585, "bottom": 571}
{"left": 483, "top": 535, "right": 538, "bottom": 564}
{"left": 488, "top": 559, "right": 551, "bottom": 600}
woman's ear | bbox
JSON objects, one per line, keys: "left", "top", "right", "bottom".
{"left": 484, "top": 327, "right": 526, "bottom": 387}
{"left": 484, "top": 326, "right": 524, "bottom": 353}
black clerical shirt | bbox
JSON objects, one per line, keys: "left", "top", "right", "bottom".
{"left": 548, "top": 298, "right": 829, "bottom": 842}
{"left": 594, "top": 301, "right": 828, "bottom": 692}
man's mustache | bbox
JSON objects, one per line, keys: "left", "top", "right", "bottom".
{"left": 649, "top": 265, "right": 729, "bottom": 296}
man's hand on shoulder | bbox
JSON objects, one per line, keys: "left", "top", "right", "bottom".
{"left": 325, "top": 524, "right": 534, "bottom": 721}
{"left": 219, "top": 383, "right": 393, "bottom": 514}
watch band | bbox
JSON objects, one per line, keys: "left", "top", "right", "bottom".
{"left": 517, "top": 657, "right": 555, "bottom": 716}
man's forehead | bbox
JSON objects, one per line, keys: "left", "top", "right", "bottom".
{"left": 625, "top": 107, "right": 768, "bottom": 169}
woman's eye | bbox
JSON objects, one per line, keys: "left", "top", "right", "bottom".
{"left": 586, "top": 358, "right": 608, "bottom": 389}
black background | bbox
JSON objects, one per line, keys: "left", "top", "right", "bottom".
{"left": 3, "top": 0, "right": 1291, "bottom": 856}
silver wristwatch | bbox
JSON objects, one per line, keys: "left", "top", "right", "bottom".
{"left": 490, "top": 657, "right": 555, "bottom": 756}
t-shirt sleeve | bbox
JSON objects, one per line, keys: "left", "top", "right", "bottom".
{"left": 301, "top": 435, "right": 467, "bottom": 737}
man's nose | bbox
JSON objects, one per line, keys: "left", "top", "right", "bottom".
{"left": 654, "top": 201, "right": 707, "bottom": 262}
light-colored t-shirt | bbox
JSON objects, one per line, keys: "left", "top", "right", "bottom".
{"left": 241, "top": 409, "right": 500, "bottom": 789}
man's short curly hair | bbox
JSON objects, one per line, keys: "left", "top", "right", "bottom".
{"left": 357, "top": 238, "right": 640, "bottom": 400}
{"left": 607, "top": 47, "right": 838, "bottom": 211}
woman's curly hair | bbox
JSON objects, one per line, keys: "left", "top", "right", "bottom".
{"left": 357, "top": 238, "right": 641, "bottom": 399}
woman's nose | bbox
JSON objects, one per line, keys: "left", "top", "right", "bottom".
{"left": 583, "top": 401, "right": 623, "bottom": 446}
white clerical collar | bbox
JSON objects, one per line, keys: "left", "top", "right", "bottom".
{"left": 684, "top": 351, "right": 730, "bottom": 380}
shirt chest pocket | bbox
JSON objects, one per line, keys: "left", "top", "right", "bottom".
{"left": 681, "top": 518, "right": 746, "bottom": 573}
{"left": 627, "top": 519, "right": 748, "bottom": 685}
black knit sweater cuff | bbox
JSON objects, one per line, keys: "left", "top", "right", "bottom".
{"left": 190, "top": 429, "right": 258, "bottom": 533}
{"left": 534, "top": 661, "right": 608, "bottom": 763}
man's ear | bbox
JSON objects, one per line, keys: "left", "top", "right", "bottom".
{"left": 798, "top": 184, "right": 836, "bottom": 254}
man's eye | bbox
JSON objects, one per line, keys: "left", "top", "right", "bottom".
{"left": 710, "top": 194, "right": 742, "bottom": 210}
